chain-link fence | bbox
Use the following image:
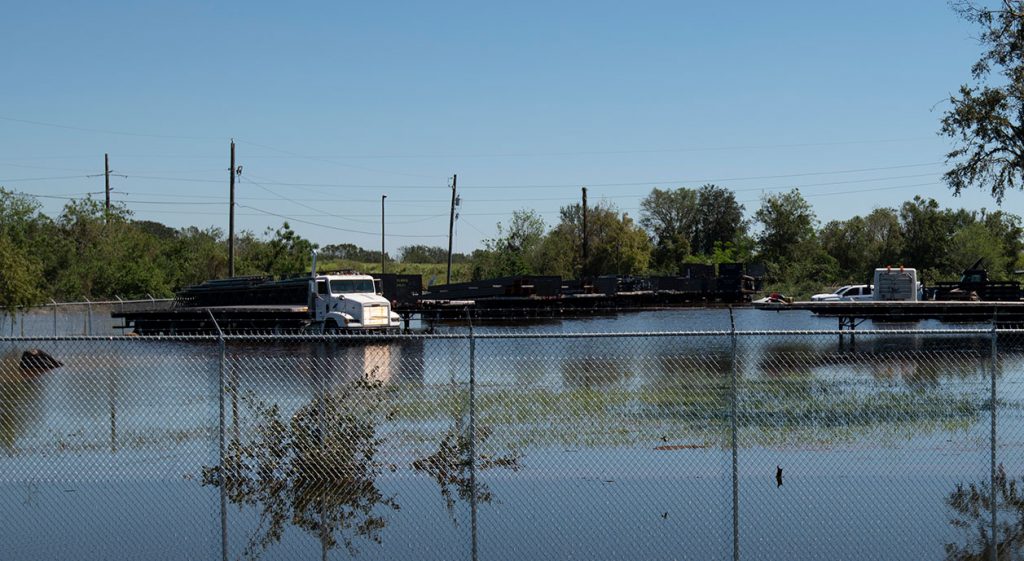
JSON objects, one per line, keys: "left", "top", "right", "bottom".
{"left": 1, "top": 327, "right": 1021, "bottom": 560}
{"left": 3, "top": 298, "right": 174, "bottom": 337}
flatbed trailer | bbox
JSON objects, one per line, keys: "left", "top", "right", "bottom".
{"left": 756, "top": 300, "right": 1024, "bottom": 329}
{"left": 113, "top": 305, "right": 313, "bottom": 334}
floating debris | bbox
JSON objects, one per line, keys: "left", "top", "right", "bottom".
{"left": 20, "top": 349, "right": 62, "bottom": 373}
{"left": 654, "top": 443, "right": 710, "bottom": 451}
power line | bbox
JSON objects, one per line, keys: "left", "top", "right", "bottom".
{"left": 125, "top": 208, "right": 447, "bottom": 224}
{"left": 0, "top": 174, "right": 94, "bottom": 182}
{"left": 233, "top": 138, "right": 437, "bottom": 180}
{"left": 105, "top": 161, "right": 947, "bottom": 190}
{"left": 4, "top": 161, "right": 945, "bottom": 193}
{"left": 0, "top": 162, "right": 99, "bottom": 173}
{"left": 7, "top": 191, "right": 105, "bottom": 200}
{"left": 735, "top": 181, "right": 946, "bottom": 204}
{"left": 237, "top": 204, "right": 448, "bottom": 238}
{"left": 0, "top": 115, "right": 221, "bottom": 141}
{"left": 257, "top": 137, "right": 932, "bottom": 160}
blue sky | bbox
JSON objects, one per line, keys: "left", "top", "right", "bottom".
{"left": 2, "top": 1, "right": 1018, "bottom": 256}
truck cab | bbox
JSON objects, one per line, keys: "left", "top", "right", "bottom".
{"left": 312, "top": 273, "right": 401, "bottom": 331}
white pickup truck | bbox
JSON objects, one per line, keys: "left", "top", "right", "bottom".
{"left": 810, "top": 284, "right": 873, "bottom": 302}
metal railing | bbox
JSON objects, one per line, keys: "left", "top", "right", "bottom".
{"left": 1, "top": 325, "right": 1021, "bottom": 560}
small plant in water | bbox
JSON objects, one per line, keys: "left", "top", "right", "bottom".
{"left": 945, "top": 463, "right": 1024, "bottom": 560}
{"left": 202, "top": 375, "right": 398, "bottom": 559}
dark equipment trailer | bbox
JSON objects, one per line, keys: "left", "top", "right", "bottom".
{"left": 113, "top": 305, "right": 312, "bottom": 335}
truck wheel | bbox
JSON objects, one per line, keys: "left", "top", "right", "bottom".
{"left": 324, "top": 320, "right": 340, "bottom": 332}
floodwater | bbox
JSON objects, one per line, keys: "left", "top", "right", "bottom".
{"left": 2, "top": 307, "right": 1022, "bottom": 560}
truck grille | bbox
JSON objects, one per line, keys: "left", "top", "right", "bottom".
{"left": 365, "top": 305, "right": 389, "bottom": 325}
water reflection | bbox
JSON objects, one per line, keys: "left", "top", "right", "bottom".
{"left": 0, "top": 351, "right": 45, "bottom": 454}
{"left": 412, "top": 424, "right": 521, "bottom": 524}
{"left": 640, "top": 353, "right": 729, "bottom": 419}
{"left": 945, "top": 465, "right": 1024, "bottom": 560}
{"left": 560, "top": 357, "right": 633, "bottom": 390}
{"left": 754, "top": 342, "right": 985, "bottom": 385}
{"left": 202, "top": 375, "right": 399, "bottom": 558}
{"left": 227, "top": 339, "right": 427, "bottom": 396}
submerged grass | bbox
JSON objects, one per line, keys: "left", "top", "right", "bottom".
{"left": 388, "top": 377, "right": 987, "bottom": 449}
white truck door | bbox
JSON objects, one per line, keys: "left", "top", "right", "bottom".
{"left": 314, "top": 280, "right": 329, "bottom": 321}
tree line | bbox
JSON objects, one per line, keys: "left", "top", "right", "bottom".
{"left": 2, "top": 185, "right": 1022, "bottom": 314}
{"left": 475, "top": 187, "right": 1024, "bottom": 297}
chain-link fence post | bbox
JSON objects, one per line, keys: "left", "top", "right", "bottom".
{"left": 51, "top": 299, "right": 57, "bottom": 336}
{"left": 990, "top": 319, "right": 998, "bottom": 561}
{"left": 469, "top": 320, "right": 479, "bottom": 561}
{"left": 318, "top": 338, "right": 329, "bottom": 561}
{"left": 85, "top": 297, "right": 93, "bottom": 335}
{"left": 208, "top": 310, "right": 229, "bottom": 561}
{"left": 729, "top": 307, "right": 739, "bottom": 561}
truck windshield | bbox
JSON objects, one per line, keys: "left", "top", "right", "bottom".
{"left": 329, "top": 279, "right": 376, "bottom": 294}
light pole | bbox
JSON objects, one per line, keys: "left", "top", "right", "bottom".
{"left": 381, "top": 194, "right": 387, "bottom": 274}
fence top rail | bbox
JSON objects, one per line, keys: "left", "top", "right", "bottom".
{"left": 14, "top": 297, "right": 175, "bottom": 309}
{"left": 0, "top": 327, "right": 1020, "bottom": 343}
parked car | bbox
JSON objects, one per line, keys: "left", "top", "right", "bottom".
{"left": 810, "top": 284, "right": 873, "bottom": 302}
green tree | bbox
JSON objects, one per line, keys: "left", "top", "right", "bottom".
{"left": 639, "top": 188, "right": 697, "bottom": 272}
{"left": 693, "top": 184, "right": 746, "bottom": 255}
{"left": 639, "top": 184, "right": 746, "bottom": 271}
{"left": 949, "top": 221, "right": 1010, "bottom": 276}
{"left": 864, "top": 208, "right": 904, "bottom": 268}
{"left": 982, "top": 209, "right": 1024, "bottom": 276}
{"left": 549, "top": 203, "right": 651, "bottom": 277}
{"left": 0, "top": 189, "right": 50, "bottom": 309}
{"left": 53, "top": 197, "right": 173, "bottom": 299}
{"left": 941, "top": 1, "right": 1024, "bottom": 202}
{"left": 320, "top": 243, "right": 383, "bottom": 263}
{"left": 587, "top": 209, "right": 651, "bottom": 275}
{"left": 398, "top": 245, "right": 452, "bottom": 264}
{"left": 754, "top": 189, "right": 817, "bottom": 266}
{"left": 479, "top": 210, "right": 546, "bottom": 277}
{"left": 0, "top": 237, "right": 43, "bottom": 317}
{"left": 820, "top": 207, "right": 904, "bottom": 281}
{"left": 899, "top": 196, "right": 955, "bottom": 280}
{"left": 169, "top": 226, "right": 228, "bottom": 287}
{"left": 238, "top": 222, "right": 318, "bottom": 278}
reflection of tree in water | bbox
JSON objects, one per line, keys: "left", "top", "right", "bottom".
{"left": 561, "top": 357, "right": 632, "bottom": 389}
{"left": 411, "top": 425, "right": 521, "bottom": 524}
{"left": 946, "top": 464, "right": 1024, "bottom": 560}
{"left": 202, "top": 376, "right": 398, "bottom": 559}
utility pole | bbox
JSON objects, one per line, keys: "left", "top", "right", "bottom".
{"left": 381, "top": 194, "right": 387, "bottom": 274}
{"left": 104, "top": 153, "right": 111, "bottom": 221}
{"left": 581, "top": 187, "right": 589, "bottom": 278}
{"left": 446, "top": 174, "right": 458, "bottom": 285}
{"left": 228, "top": 140, "right": 236, "bottom": 278}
